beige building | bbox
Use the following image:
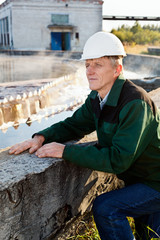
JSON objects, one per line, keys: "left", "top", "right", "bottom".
{"left": 0, "top": 0, "right": 103, "bottom": 51}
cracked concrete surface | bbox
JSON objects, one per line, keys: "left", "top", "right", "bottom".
{"left": 0, "top": 133, "right": 123, "bottom": 240}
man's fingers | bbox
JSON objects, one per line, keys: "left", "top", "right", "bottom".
{"left": 9, "top": 141, "right": 32, "bottom": 155}
{"left": 35, "top": 145, "right": 50, "bottom": 158}
{"left": 35, "top": 147, "right": 45, "bottom": 157}
{"left": 13, "top": 149, "right": 25, "bottom": 155}
{"left": 29, "top": 145, "right": 40, "bottom": 154}
{"left": 9, "top": 137, "right": 44, "bottom": 155}
{"left": 35, "top": 142, "right": 65, "bottom": 158}
{"left": 9, "top": 144, "right": 28, "bottom": 155}
{"left": 9, "top": 144, "right": 22, "bottom": 154}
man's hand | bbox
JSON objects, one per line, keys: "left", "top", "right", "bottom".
{"left": 9, "top": 135, "right": 45, "bottom": 155}
{"left": 35, "top": 142, "right": 65, "bottom": 159}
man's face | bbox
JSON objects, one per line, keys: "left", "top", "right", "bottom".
{"left": 85, "top": 57, "right": 120, "bottom": 98}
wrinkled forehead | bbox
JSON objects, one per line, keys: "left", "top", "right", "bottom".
{"left": 85, "top": 56, "right": 108, "bottom": 63}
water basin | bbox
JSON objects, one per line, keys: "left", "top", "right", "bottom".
{"left": 0, "top": 54, "right": 158, "bottom": 150}
{"left": 0, "top": 110, "right": 74, "bottom": 150}
{"left": 0, "top": 55, "right": 76, "bottom": 83}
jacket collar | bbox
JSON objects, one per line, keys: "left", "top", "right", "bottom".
{"left": 106, "top": 74, "right": 126, "bottom": 107}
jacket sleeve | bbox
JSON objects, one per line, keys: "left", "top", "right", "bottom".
{"left": 63, "top": 99, "right": 158, "bottom": 174}
{"left": 34, "top": 94, "right": 96, "bottom": 144}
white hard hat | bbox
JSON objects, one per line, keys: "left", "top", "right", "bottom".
{"left": 81, "top": 31, "right": 126, "bottom": 60}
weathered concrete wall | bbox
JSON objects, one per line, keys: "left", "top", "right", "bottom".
{"left": 124, "top": 54, "right": 160, "bottom": 91}
{"left": 131, "top": 77, "right": 160, "bottom": 92}
{"left": 149, "top": 87, "right": 160, "bottom": 108}
{"left": 0, "top": 133, "right": 123, "bottom": 240}
{"left": 148, "top": 47, "right": 160, "bottom": 55}
{"left": 0, "top": 50, "right": 82, "bottom": 59}
{"left": 124, "top": 54, "right": 160, "bottom": 76}
{"left": 0, "top": 75, "right": 74, "bottom": 126}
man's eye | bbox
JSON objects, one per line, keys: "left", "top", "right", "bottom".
{"left": 96, "top": 63, "right": 102, "bottom": 67}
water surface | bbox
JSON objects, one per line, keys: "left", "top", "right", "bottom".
{"left": 0, "top": 55, "right": 75, "bottom": 83}
{"left": 0, "top": 110, "right": 74, "bottom": 150}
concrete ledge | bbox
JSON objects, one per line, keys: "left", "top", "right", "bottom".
{"left": 0, "top": 50, "right": 82, "bottom": 59}
{"left": 148, "top": 87, "right": 160, "bottom": 108}
{"left": 0, "top": 76, "right": 71, "bottom": 126}
{"left": 148, "top": 47, "right": 160, "bottom": 55}
{"left": 131, "top": 77, "right": 160, "bottom": 92}
{"left": 124, "top": 54, "right": 160, "bottom": 76}
{"left": 0, "top": 133, "right": 123, "bottom": 240}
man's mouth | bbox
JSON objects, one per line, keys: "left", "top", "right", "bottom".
{"left": 88, "top": 78, "right": 97, "bottom": 81}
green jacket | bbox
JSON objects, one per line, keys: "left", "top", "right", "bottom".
{"left": 37, "top": 75, "right": 160, "bottom": 192}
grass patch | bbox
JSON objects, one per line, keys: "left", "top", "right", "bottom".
{"left": 124, "top": 44, "right": 149, "bottom": 55}
{"left": 68, "top": 213, "right": 160, "bottom": 240}
{"left": 67, "top": 212, "right": 100, "bottom": 240}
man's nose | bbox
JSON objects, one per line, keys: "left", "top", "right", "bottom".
{"left": 86, "top": 66, "right": 95, "bottom": 75}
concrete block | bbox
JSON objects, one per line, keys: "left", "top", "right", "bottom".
{"left": 2, "top": 104, "right": 15, "bottom": 123}
{"left": 28, "top": 96, "right": 40, "bottom": 115}
{"left": 124, "top": 54, "right": 160, "bottom": 76}
{"left": 0, "top": 107, "right": 4, "bottom": 126}
{"left": 0, "top": 134, "right": 123, "bottom": 239}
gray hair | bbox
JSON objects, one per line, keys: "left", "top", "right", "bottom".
{"left": 105, "top": 56, "right": 123, "bottom": 69}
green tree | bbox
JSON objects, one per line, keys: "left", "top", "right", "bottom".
{"left": 131, "top": 21, "right": 142, "bottom": 34}
{"left": 111, "top": 21, "right": 160, "bottom": 45}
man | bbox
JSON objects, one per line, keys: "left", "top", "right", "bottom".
{"left": 9, "top": 32, "right": 160, "bottom": 240}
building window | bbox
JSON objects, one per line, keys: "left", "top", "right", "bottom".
{"left": 51, "top": 14, "right": 69, "bottom": 25}
{"left": 0, "top": 20, "right": 2, "bottom": 45}
{"left": 75, "top": 32, "right": 79, "bottom": 40}
{"left": 0, "top": 16, "right": 10, "bottom": 47}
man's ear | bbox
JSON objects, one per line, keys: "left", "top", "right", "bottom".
{"left": 114, "top": 64, "right": 122, "bottom": 77}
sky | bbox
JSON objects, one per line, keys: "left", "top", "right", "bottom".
{"left": 103, "top": 0, "right": 160, "bottom": 31}
{"left": 0, "top": 0, "right": 160, "bottom": 31}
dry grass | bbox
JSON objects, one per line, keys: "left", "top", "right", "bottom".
{"left": 67, "top": 214, "right": 160, "bottom": 240}
{"left": 124, "top": 44, "right": 150, "bottom": 55}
